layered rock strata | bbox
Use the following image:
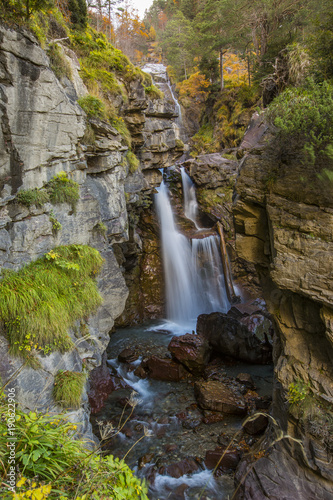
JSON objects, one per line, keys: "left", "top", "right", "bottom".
{"left": 233, "top": 114, "right": 333, "bottom": 498}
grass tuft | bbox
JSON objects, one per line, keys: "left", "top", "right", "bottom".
{"left": 0, "top": 245, "right": 104, "bottom": 363}
{"left": 53, "top": 370, "right": 86, "bottom": 409}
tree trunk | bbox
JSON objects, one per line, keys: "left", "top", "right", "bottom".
{"left": 220, "top": 48, "right": 224, "bottom": 91}
{"left": 217, "top": 222, "right": 237, "bottom": 303}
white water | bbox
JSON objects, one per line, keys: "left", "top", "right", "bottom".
{"left": 181, "top": 166, "right": 200, "bottom": 229}
{"left": 155, "top": 180, "right": 229, "bottom": 326}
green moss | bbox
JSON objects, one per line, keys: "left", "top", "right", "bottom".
{"left": 49, "top": 211, "right": 62, "bottom": 235}
{"left": 48, "top": 43, "right": 72, "bottom": 81}
{"left": 175, "top": 139, "right": 185, "bottom": 149}
{"left": 0, "top": 245, "right": 104, "bottom": 364}
{"left": 126, "top": 150, "right": 140, "bottom": 174}
{"left": 197, "top": 185, "right": 234, "bottom": 210}
{"left": 53, "top": 370, "right": 86, "bottom": 408}
{"left": 16, "top": 188, "right": 50, "bottom": 207}
{"left": 144, "top": 84, "right": 164, "bottom": 99}
{"left": 94, "top": 221, "right": 107, "bottom": 236}
{"left": 111, "top": 116, "right": 131, "bottom": 147}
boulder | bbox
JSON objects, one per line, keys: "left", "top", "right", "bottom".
{"left": 118, "top": 348, "right": 139, "bottom": 364}
{"left": 243, "top": 413, "right": 269, "bottom": 435}
{"left": 143, "top": 356, "right": 187, "bottom": 381}
{"left": 197, "top": 311, "right": 272, "bottom": 364}
{"left": 158, "top": 458, "right": 200, "bottom": 478}
{"left": 168, "top": 333, "right": 211, "bottom": 373}
{"left": 194, "top": 381, "right": 247, "bottom": 415}
{"left": 236, "top": 373, "right": 256, "bottom": 390}
{"left": 205, "top": 446, "right": 241, "bottom": 471}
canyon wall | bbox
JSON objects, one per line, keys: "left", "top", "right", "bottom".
{"left": 0, "top": 25, "right": 181, "bottom": 441}
{"left": 233, "top": 114, "right": 333, "bottom": 499}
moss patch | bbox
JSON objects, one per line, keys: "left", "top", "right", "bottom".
{"left": 126, "top": 150, "right": 140, "bottom": 174}
{"left": 0, "top": 245, "right": 104, "bottom": 364}
{"left": 53, "top": 370, "right": 86, "bottom": 408}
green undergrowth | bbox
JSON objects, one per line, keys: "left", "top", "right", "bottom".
{"left": 126, "top": 150, "right": 140, "bottom": 174}
{"left": 190, "top": 123, "right": 219, "bottom": 156}
{"left": 77, "top": 94, "right": 131, "bottom": 146}
{"left": 0, "top": 397, "right": 149, "bottom": 499}
{"left": 53, "top": 370, "right": 86, "bottom": 409}
{"left": 144, "top": 84, "right": 164, "bottom": 99}
{"left": 47, "top": 43, "right": 72, "bottom": 81}
{"left": 71, "top": 28, "right": 152, "bottom": 88}
{"left": 16, "top": 172, "right": 80, "bottom": 211}
{"left": 267, "top": 79, "right": 333, "bottom": 167}
{"left": 0, "top": 245, "right": 104, "bottom": 366}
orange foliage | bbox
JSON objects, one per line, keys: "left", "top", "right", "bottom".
{"left": 223, "top": 52, "right": 248, "bottom": 84}
{"left": 177, "top": 71, "right": 210, "bottom": 103}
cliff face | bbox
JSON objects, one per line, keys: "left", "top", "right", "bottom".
{"left": 0, "top": 26, "right": 182, "bottom": 441}
{"left": 233, "top": 114, "right": 333, "bottom": 498}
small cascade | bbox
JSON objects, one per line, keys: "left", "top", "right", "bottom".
{"left": 155, "top": 178, "right": 229, "bottom": 326}
{"left": 180, "top": 166, "right": 200, "bottom": 229}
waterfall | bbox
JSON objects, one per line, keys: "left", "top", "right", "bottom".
{"left": 155, "top": 181, "right": 199, "bottom": 324}
{"left": 180, "top": 167, "right": 200, "bottom": 229}
{"left": 155, "top": 179, "right": 229, "bottom": 326}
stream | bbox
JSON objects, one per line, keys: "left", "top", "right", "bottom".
{"left": 91, "top": 322, "right": 273, "bottom": 499}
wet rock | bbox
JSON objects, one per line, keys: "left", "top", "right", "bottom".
{"left": 118, "top": 348, "right": 139, "bottom": 364}
{"left": 134, "top": 364, "right": 148, "bottom": 379}
{"left": 197, "top": 311, "right": 272, "bottom": 364}
{"left": 194, "top": 381, "right": 247, "bottom": 415}
{"left": 170, "top": 484, "right": 189, "bottom": 500}
{"left": 168, "top": 333, "right": 211, "bottom": 374}
{"left": 243, "top": 413, "right": 269, "bottom": 435}
{"left": 205, "top": 446, "right": 241, "bottom": 471}
{"left": 144, "top": 356, "right": 187, "bottom": 381}
{"left": 202, "top": 411, "right": 224, "bottom": 425}
{"left": 255, "top": 395, "right": 272, "bottom": 410}
{"left": 138, "top": 453, "right": 155, "bottom": 469}
{"left": 236, "top": 373, "right": 256, "bottom": 390}
{"left": 204, "top": 358, "right": 227, "bottom": 382}
{"left": 165, "top": 444, "right": 178, "bottom": 452}
{"left": 159, "top": 458, "right": 200, "bottom": 478}
{"left": 88, "top": 357, "right": 127, "bottom": 414}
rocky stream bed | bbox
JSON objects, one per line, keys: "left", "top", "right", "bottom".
{"left": 88, "top": 303, "right": 274, "bottom": 499}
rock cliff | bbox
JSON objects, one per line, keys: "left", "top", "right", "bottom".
{"left": 233, "top": 113, "right": 333, "bottom": 498}
{"left": 0, "top": 25, "right": 183, "bottom": 441}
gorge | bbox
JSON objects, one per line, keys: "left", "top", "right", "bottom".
{"left": 0, "top": 13, "right": 332, "bottom": 500}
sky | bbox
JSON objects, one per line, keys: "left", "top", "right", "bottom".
{"left": 131, "top": 0, "right": 154, "bottom": 19}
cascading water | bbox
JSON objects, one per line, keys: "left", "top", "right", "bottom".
{"left": 180, "top": 166, "right": 200, "bottom": 229}
{"left": 155, "top": 176, "right": 229, "bottom": 326}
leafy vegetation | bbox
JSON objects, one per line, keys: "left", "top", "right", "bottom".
{"left": 144, "top": 84, "right": 164, "bottom": 99}
{"left": 0, "top": 245, "right": 104, "bottom": 364}
{"left": 53, "top": 370, "right": 87, "bottom": 408}
{"left": 0, "top": 397, "right": 149, "bottom": 499}
{"left": 47, "top": 43, "right": 72, "bottom": 81}
{"left": 126, "top": 150, "right": 140, "bottom": 174}
{"left": 16, "top": 172, "right": 80, "bottom": 211}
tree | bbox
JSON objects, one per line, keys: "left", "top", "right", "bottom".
{"left": 160, "top": 10, "right": 196, "bottom": 79}
{"left": 68, "top": 0, "right": 88, "bottom": 28}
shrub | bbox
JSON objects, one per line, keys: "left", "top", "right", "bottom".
{"left": 46, "top": 171, "right": 80, "bottom": 209}
{"left": 16, "top": 188, "right": 49, "bottom": 207}
{"left": 0, "top": 398, "right": 149, "bottom": 499}
{"left": 47, "top": 43, "right": 72, "bottom": 81}
{"left": 0, "top": 245, "right": 104, "bottom": 364}
{"left": 267, "top": 79, "right": 333, "bottom": 166}
{"left": 53, "top": 370, "right": 86, "bottom": 408}
{"left": 16, "top": 173, "right": 79, "bottom": 211}
{"left": 78, "top": 94, "right": 106, "bottom": 118}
